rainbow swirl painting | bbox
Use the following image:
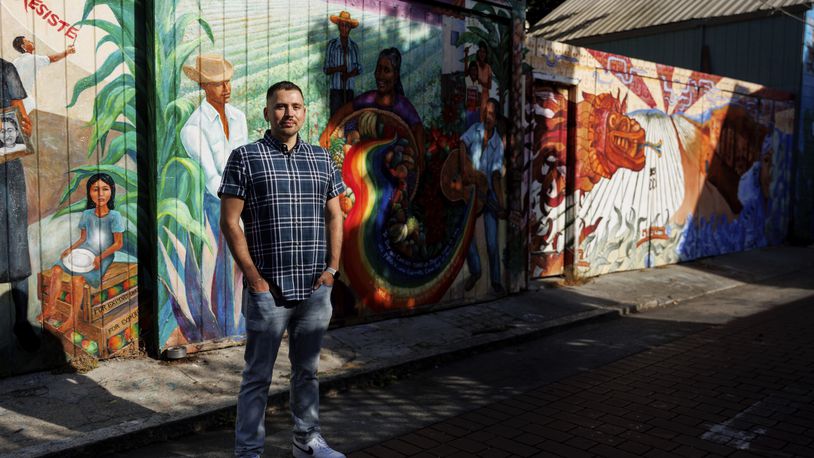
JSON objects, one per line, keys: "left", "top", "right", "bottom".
{"left": 342, "top": 136, "right": 477, "bottom": 311}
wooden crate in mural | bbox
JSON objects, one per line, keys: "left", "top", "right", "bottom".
{"left": 37, "top": 263, "right": 138, "bottom": 358}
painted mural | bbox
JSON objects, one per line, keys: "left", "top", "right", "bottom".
{"left": 157, "top": 0, "right": 519, "bottom": 351}
{"left": 528, "top": 39, "right": 795, "bottom": 278}
{"left": 1, "top": 0, "right": 139, "bottom": 376}
{"left": 527, "top": 83, "right": 569, "bottom": 278}
{"left": 797, "top": 7, "right": 814, "bottom": 242}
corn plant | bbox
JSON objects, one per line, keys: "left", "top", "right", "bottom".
{"left": 152, "top": 0, "right": 235, "bottom": 344}
{"left": 60, "top": 0, "right": 230, "bottom": 345}
{"left": 57, "top": 0, "right": 139, "bottom": 251}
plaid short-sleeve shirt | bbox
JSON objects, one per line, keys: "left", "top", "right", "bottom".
{"left": 218, "top": 131, "right": 345, "bottom": 301}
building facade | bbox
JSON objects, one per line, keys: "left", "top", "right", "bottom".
{"left": 531, "top": 0, "right": 814, "bottom": 242}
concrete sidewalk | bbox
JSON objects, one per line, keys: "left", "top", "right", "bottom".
{"left": 1, "top": 245, "right": 812, "bottom": 457}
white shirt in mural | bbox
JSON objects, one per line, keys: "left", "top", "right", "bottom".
{"left": 180, "top": 100, "right": 248, "bottom": 197}
{"left": 12, "top": 53, "right": 50, "bottom": 113}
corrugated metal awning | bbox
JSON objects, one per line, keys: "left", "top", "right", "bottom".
{"left": 530, "top": 0, "right": 813, "bottom": 40}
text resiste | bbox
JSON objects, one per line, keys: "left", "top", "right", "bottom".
{"left": 22, "top": 0, "right": 80, "bottom": 40}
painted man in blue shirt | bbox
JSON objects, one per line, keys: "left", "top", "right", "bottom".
{"left": 219, "top": 81, "right": 346, "bottom": 458}
{"left": 323, "top": 11, "right": 361, "bottom": 116}
{"left": 460, "top": 98, "right": 506, "bottom": 294}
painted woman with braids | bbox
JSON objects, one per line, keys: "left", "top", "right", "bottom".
{"left": 322, "top": 47, "right": 426, "bottom": 172}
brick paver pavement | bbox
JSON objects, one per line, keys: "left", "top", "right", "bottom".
{"left": 351, "top": 298, "right": 814, "bottom": 458}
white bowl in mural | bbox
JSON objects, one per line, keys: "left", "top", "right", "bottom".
{"left": 62, "top": 248, "right": 96, "bottom": 273}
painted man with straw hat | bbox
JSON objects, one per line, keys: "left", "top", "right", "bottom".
{"left": 323, "top": 10, "right": 362, "bottom": 116}
{"left": 181, "top": 54, "right": 248, "bottom": 200}
{"left": 180, "top": 54, "right": 248, "bottom": 334}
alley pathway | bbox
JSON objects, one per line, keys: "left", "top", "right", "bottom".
{"left": 351, "top": 297, "right": 814, "bottom": 458}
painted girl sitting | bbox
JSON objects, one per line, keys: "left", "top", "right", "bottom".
{"left": 41, "top": 173, "right": 124, "bottom": 332}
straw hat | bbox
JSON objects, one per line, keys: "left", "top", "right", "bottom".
{"left": 330, "top": 11, "right": 359, "bottom": 28}
{"left": 182, "top": 54, "right": 234, "bottom": 84}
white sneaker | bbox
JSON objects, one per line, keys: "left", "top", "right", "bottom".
{"left": 292, "top": 434, "right": 346, "bottom": 458}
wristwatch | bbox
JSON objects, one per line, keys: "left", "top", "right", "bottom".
{"left": 325, "top": 267, "right": 338, "bottom": 278}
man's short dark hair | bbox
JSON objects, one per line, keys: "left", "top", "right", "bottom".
{"left": 13, "top": 36, "right": 26, "bottom": 54}
{"left": 486, "top": 97, "right": 500, "bottom": 112}
{"left": 266, "top": 81, "right": 303, "bottom": 101}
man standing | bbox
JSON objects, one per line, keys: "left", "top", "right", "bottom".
{"left": 323, "top": 11, "right": 361, "bottom": 116}
{"left": 461, "top": 98, "right": 505, "bottom": 294}
{"left": 12, "top": 36, "right": 75, "bottom": 114}
{"left": 219, "top": 81, "right": 346, "bottom": 458}
{"left": 181, "top": 55, "right": 248, "bottom": 334}
{"left": 1, "top": 57, "right": 38, "bottom": 352}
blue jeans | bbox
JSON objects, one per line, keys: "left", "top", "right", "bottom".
{"left": 234, "top": 285, "right": 333, "bottom": 457}
{"left": 467, "top": 209, "right": 501, "bottom": 286}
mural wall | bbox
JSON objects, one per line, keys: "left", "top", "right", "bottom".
{"left": 797, "top": 7, "right": 814, "bottom": 242}
{"left": 1, "top": 0, "right": 139, "bottom": 376}
{"left": 156, "top": 0, "right": 521, "bottom": 352}
{"left": 528, "top": 39, "right": 795, "bottom": 278}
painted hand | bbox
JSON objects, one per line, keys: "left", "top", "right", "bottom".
{"left": 20, "top": 114, "right": 32, "bottom": 137}
{"left": 319, "top": 129, "right": 332, "bottom": 148}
